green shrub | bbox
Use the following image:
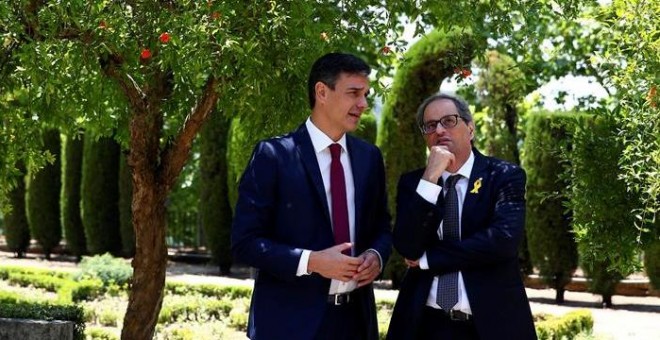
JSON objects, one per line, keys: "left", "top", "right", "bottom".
{"left": 0, "top": 265, "right": 70, "bottom": 280}
{"left": 199, "top": 112, "right": 233, "bottom": 274}
{"left": 0, "top": 297, "right": 85, "bottom": 340}
{"left": 7, "top": 272, "right": 69, "bottom": 292}
{"left": 565, "top": 115, "right": 640, "bottom": 306}
{"left": 644, "top": 237, "right": 660, "bottom": 290}
{"left": 165, "top": 281, "right": 252, "bottom": 299}
{"left": 58, "top": 278, "right": 105, "bottom": 302}
{"left": 535, "top": 309, "right": 593, "bottom": 340}
{"left": 523, "top": 111, "right": 578, "bottom": 302}
{"left": 26, "top": 129, "right": 62, "bottom": 259}
{"left": 228, "top": 304, "right": 248, "bottom": 331}
{"left": 118, "top": 153, "right": 135, "bottom": 258}
{"left": 85, "top": 327, "right": 120, "bottom": 340}
{"left": 73, "top": 253, "right": 132, "bottom": 288}
{"left": 2, "top": 160, "right": 30, "bottom": 257}
{"left": 81, "top": 135, "right": 121, "bottom": 256}
{"left": 61, "top": 134, "right": 87, "bottom": 258}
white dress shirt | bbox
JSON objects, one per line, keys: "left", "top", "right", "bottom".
{"left": 296, "top": 118, "right": 357, "bottom": 294}
{"left": 416, "top": 151, "right": 475, "bottom": 314}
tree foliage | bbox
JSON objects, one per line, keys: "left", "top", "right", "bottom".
{"left": 564, "top": 114, "right": 641, "bottom": 305}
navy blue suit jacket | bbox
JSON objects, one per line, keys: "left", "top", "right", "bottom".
{"left": 232, "top": 123, "right": 392, "bottom": 340}
{"left": 386, "top": 149, "right": 536, "bottom": 340}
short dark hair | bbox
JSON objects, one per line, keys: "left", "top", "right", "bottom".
{"left": 416, "top": 93, "right": 473, "bottom": 129}
{"left": 307, "top": 53, "right": 371, "bottom": 109}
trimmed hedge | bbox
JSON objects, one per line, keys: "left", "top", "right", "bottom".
{"left": 3, "top": 160, "right": 30, "bottom": 257}
{"left": 523, "top": 112, "right": 578, "bottom": 303}
{"left": 81, "top": 135, "right": 121, "bottom": 256}
{"left": 61, "top": 133, "right": 86, "bottom": 258}
{"left": 535, "top": 309, "right": 593, "bottom": 340}
{"left": 644, "top": 236, "right": 660, "bottom": 290}
{"left": 118, "top": 153, "right": 135, "bottom": 258}
{"left": 26, "top": 129, "right": 62, "bottom": 259}
{"left": 199, "top": 112, "right": 233, "bottom": 274}
{"left": 164, "top": 281, "right": 252, "bottom": 299}
{"left": 0, "top": 292, "right": 85, "bottom": 340}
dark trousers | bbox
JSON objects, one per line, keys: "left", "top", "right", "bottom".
{"left": 314, "top": 300, "right": 365, "bottom": 340}
{"left": 419, "top": 306, "right": 479, "bottom": 340}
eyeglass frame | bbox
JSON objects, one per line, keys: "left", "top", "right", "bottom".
{"left": 419, "top": 114, "right": 465, "bottom": 135}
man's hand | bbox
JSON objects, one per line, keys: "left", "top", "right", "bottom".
{"left": 422, "top": 146, "right": 455, "bottom": 184}
{"left": 404, "top": 258, "right": 420, "bottom": 268}
{"left": 308, "top": 243, "right": 362, "bottom": 282}
{"left": 353, "top": 251, "right": 381, "bottom": 288}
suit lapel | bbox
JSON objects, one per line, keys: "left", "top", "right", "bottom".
{"left": 461, "top": 149, "right": 489, "bottom": 237}
{"left": 294, "top": 124, "right": 331, "bottom": 223}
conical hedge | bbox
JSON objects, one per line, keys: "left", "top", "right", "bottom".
{"left": 26, "top": 129, "right": 62, "bottom": 259}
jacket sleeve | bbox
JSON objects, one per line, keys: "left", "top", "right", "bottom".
{"left": 425, "top": 166, "right": 526, "bottom": 274}
{"left": 231, "top": 141, "right": 303, "bottom": 282}
{"left": 392, "top": 172, "right": 445, "bottom": 260}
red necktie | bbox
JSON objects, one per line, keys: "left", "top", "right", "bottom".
{"left": 329, "top": 143, "right": 350, "bottom": 255}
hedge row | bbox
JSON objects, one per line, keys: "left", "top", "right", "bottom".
{"left": 535, "top": 309, "right": 593, "bottom": 340}
{"left": 0, "top": 291, "right": 85, "bottom": 340}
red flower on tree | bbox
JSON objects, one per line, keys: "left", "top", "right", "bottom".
{"left": 140, "top": 48, "right": 152, "bottom": 60}
{"left": 99, "top": 20, "right": 107, "bottom": 30}
{"left": 212, "top": 11, "right": 221, "bottom": 20}
{"left": 381, "top": 46, "right": 392, "bottom": 55}
{"left": 461, "top": 69, "right": 472, "bottom": 78}
{"left": 159, "top": 32, "right": 171, "bottom": 44}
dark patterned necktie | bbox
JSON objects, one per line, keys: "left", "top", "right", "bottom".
{"left": 436, "top": 174, "right": 461, "bottom": 310}
{"left": 329, "top": 144, "right": 350, "bottom": 255}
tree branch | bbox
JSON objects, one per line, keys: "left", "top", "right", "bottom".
{"left": 100, "top": 55, "right": 146, "bottom": 113}
{"left": 159, "top": 75, "right": 220, "bottom": 189}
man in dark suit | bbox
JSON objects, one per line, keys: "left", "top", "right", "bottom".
{"left": 386, "top": 93, "right": 536, "bottom": 339}
{"left": 232, "top": 52, "right": 392, "bottom": 340}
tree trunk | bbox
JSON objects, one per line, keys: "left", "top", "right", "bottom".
{"left": 121, "top": 180, "right": 168, "bottom": 340}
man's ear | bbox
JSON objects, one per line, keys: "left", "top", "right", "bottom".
{"left": 315, "top": 82, "right": 326, "bottom": 104}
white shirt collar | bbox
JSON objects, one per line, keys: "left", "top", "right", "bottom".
{"left": 442, "top": 150, "right": 475, "bottom": 182}
{"left": 305, "top": 117, "right": 348, "bottom": 154}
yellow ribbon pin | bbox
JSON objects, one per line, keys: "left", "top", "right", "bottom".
{"left": 470, "top": 177, "right": 482, "bottom": 194}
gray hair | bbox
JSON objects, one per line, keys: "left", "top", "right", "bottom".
{"left": 415, "top": 93, "right": 473, "bottom": 129}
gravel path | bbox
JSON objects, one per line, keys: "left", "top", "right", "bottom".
{"left": 2, "top": 252, "right": 659, "bottom": 339}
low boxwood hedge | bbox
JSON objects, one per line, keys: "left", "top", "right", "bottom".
{"left": 0, "top": 292, "right": 85, "bottom": 340}
{"left": 535, "top": 309, "right": 593, "bottom": 340}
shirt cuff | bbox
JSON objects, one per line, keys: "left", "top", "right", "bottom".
{"left": 296, "top": 249, "right": 312, "bottom": 276}
{"left": 416, "top": 179, "right": 442, "bottom": 204}
{"left": 364, "top": 249, "right": 384, "bottom": 272}
{"left": 419, "top": 252, "right": 429, "bottom": 270}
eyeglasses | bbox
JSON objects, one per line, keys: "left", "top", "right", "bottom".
{"left": 420, "top": 114, "right": 463, "bottom": 135}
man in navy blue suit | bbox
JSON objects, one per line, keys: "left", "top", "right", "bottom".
{"left": 386, "top": 93, "right": 536, "bottom": 339}
{"left": 232, "top": 52, "right": 392, "bottom": 340}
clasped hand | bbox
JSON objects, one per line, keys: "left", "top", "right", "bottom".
{"left": 308, "top": 243, "right": 381, "bottom": 287}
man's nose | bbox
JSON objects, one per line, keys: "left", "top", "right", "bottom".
{"left": 356, "top": 96, "right": 368, "bottom": 110}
